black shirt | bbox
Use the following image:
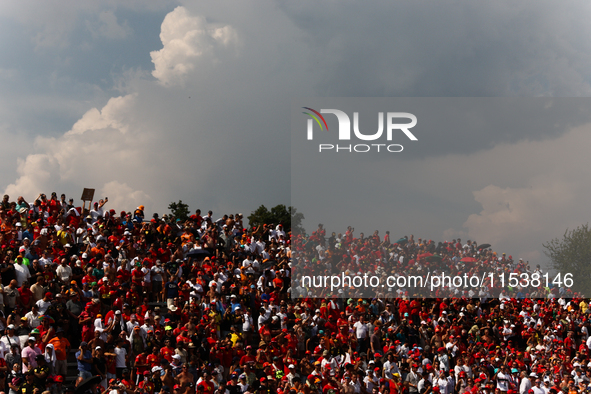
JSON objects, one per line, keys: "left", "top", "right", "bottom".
{"left": 33, "top": 364, "right": 49, "bottom": 387}
{"left": 19, "top": 381, "right": 40, "bottom": 394}
{"left": 0, "top": 263, "right": 16, "bottom": 286}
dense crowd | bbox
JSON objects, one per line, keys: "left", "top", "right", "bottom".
{"left": 0, "top": 192, "right": 590, "bottom": 394}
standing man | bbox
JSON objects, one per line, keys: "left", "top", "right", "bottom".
{"left": 163, "top": 277, "right": 179, "bottom": 310}
{"left": 406, "top": 363, "right": 420, "bottom": 394}
{"left": 353, "top": 314, "right": 369, "bottom": 354}
{"left": 76, "top": 341, "right": 93, "bottom": 379}
{"left": 48, "top": 328, "right": 70, "bottom": 377}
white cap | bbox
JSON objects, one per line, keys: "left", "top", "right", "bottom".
{"left": 288, "top": 364, "right": 295, "bottom": 369}
{"left": 172, "top": 354, "right": 181, "bottom": 360}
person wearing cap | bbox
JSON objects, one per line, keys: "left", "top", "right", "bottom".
{"left": 32, "top": 353, "right": 49, "bottom": 387}
{"left": 285, "top": 364, "right": 300, "bottom": 385}
{"left": 48, "top": 327, "right": 70, "bottom": 376}
{"left": 13, "top": 255, "right": 31, "bottom": 288}
{"left": 21, "top": 336, "right": 40, "bottom": 372}
{"left": 77, "top": 341, "right": 93, "bottom": 379}
{"left": 19, "top": 370, "right": 40, "bottom": 394}
{"left": 406, "top": 362, "right": 420, "bottom": 394}
{"left": 137, "top": 370, "right": 155, "bottom": 394}
{"left": 364, "top": 368, "right": 380, "bottom": 392}
{"left": 35, "top": 291, "right": 53, "bottom": 315}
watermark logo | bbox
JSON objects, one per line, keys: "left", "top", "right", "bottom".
{"left": 303, "top": 108, "right": 417, "bottom": 152}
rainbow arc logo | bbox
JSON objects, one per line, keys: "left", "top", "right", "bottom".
{"left": 302, "top": 107, "right": 328, "bottom": 139}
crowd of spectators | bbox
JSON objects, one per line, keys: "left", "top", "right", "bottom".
{"left": 1, "top": 192, "right": 590, "bottom": 394}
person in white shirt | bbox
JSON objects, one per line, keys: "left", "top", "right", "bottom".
{"left": 24, "top": 306, "right": 41, "bottom": 329}
{"left": 383, "top": 353, "right": 399, "bottom": 379}
{"left": 242, "top": 310, "right": 253, "bottom": 334}
{"left": 353, "top": 315, "right": 369, "bottom": 352}
{"left": 56, "top": 259, "right": 72, "bottom": 283}
{"left": 519, "top": 372, "right": 532, "bottom": 394}
{"left": 364, "top": 369, "right": 379, "bottom": 392}
{"left": 496, "top": 365, "right": 510, "bottom": 392}
{"left": 114, "top": 338, "right": 127, "bottom": 375}
{"left": 36, "top": 293, "right": 53, "bottom": 314}
{"left": 14, "top": 257, "right": 31, "bottom": 287}
{"left": 418, "top": 371, "right": 431, "bottom": 393}
{"left": 531, "top": 378, "right": 545, "bottom": 394}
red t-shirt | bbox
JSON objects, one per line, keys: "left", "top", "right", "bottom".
{"left": 135, "top": 354, "right": 149, "bottom": 374}
{"left": 197, "top": 381, "right": 214, "bottom": 394}
{"left": 160, "top": 347, "right": 174, "bottom": 363}
{"left": 19, "top": 287, "right": 33, "bottom": 306}
{"left": 147, "top": 354, "right": 160, "bottom": 368}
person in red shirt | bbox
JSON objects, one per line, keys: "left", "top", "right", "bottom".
{"left": 134, "top": 349, "right": 150, "bottom": 384}
{"left": 239, "top": 346, "right": 256, "bottom": 368}
{"left": 99, "top": 279, "right": 112, "bottom": 305}
{"left": 126, "top": 285, "right": 141, "bottom": 309}
{"left": 197, "top": 371, "right": 215, "bottom": 394}
{"left": 18, "top": 282, "right": 33, "bottom": 309}
{"left": 131, "top": 263, "right": 145, "bottom": 287}
{"left": 120, "top": 369, "right": 135, "bottom": 390}
{"left": 160, "top": 339, "right": 175, "bottom": 363}
{"left": 143, "top": 344, "right": 158, "bottom": 366}
{"left": 137, "top": 371, "right": 154, "bottom": 394}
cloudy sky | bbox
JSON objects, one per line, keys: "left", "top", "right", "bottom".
{"left": 2, "top": 1, "right": 591, "bottom": 265}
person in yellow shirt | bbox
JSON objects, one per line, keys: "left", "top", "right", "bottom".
{"left": 580, "top": 300, "right": 588, "bottom": 314}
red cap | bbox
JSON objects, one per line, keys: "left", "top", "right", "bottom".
{"left": 45, "top": 292, "right": 52, "bottom": 299}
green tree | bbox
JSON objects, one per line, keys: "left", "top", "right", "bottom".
{"left": 543, "top": 223, "right": 591, "bottom": 295}
{"left": 168, "top": 200, "right": 190, "bottom": 221}
{"left": 247, "top": 204, "right": 304, "bottom": 234}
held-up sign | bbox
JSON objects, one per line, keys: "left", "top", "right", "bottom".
{"left": 80, "top": 188, "right": 95, "bottom": 202}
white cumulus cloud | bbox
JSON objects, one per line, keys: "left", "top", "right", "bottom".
{"left": 4, "top": 94, "right": 154, "bottom": 211}
{"left": 150, "top": 6, "right": 238, "bottom": 87}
